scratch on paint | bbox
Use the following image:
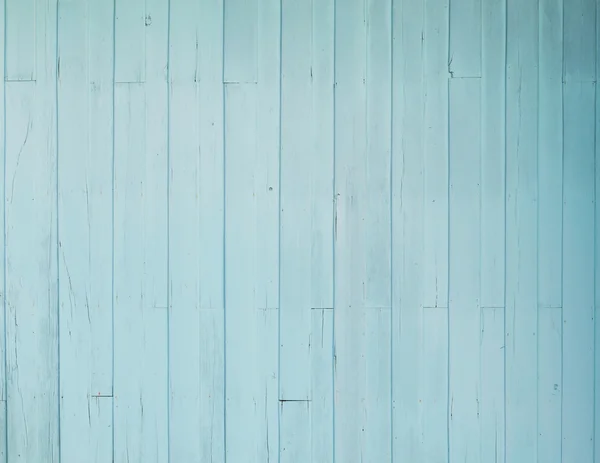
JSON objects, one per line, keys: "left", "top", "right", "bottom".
{"left": 10, "top": 119, "right": 32, "bottom": 202}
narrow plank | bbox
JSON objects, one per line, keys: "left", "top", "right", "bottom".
{"left": 5, "top": 88, "right": 59, "bottom": 461}
{"left": 280, "top": 401, "right": 311, "bottom": 463}
{"left": 538, "top": 0, "right": 562, "bottom": 309}
{"left": 280, "top": 0, "right": 313, "bottom": 401}
{"left": 537, "top": 307, "right": 561, "bottom": 463}
{"left": 255, "top": 0, "right": 280, "bottom": 310}
{"left": 223, "top": 0, "right": 257, "bottom": 83}
{"left": 335, "top": 0, "right": 392, "bottom": 459}
{"left": 481, "top": 0, "right": 506, "bottom": 309}
{"left": 310, "top": 309, "right": 334, "bottom": 462}
{"left": 420, "top": 308, "right": 449, "bottom": 460}
{"left": 449, "top": 0, "right": 482, "bottom": 77}
{"left": 391, "top": 1, "right": 432, "bottom": 461}
{"left": 0, "top": 401, "right": 5, "bottom": 461}
{"left": 480, "top": 308, "right": 505, "bottom": 463}
{"left": 168, "top": 0, "right": 225, "bottom": 461}
{"left": 562, "top": 81, "right": 595, "bottom": 462}
{"left": 364, "top": 0, "right": 392, "bottom": 310}
{"left": 537, "top": 0, "right": 562, "bottom": 458}
{"left": 596, "top": 21, "right": 600, "bottom": 458}
{"left": 563, "top": 0, "right": 596, "bottom": 82}
{"left": 0, "top": 0, "right": 5, "bottom": 409}
{"left": 113, "top": 82, "right": 168, "bottom": 462}
{"left": 309, "top": 0, "right": 334, "bottom": 312}
{"left": 224, "top": 83, "right": 278, "bottom": 463}
{"left": 505, "top": 0, "right": 539, "bottom": 459}
{"left": 57, "top": 0, "right": 114, "bottom": 461}
{"left": 480, "top": 2, "right": 506, "bottom": 459}
{"left": 423, "top": 0, "right": 449, "bottom": 310}
{"left": 5, "top": 0, "right": 58, "bottom": 459}
{"left": 448, "top": 77, "right": 482, "bottom": 463}
{"left": 114, "top": 0, "right": 146, "bottom": 83}
{"left": 5, "top": 0, "right": 35, "bottom": 81}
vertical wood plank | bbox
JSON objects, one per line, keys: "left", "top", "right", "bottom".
{"left": 280, "top": 401, "right": 311, "bottom": 463}
{"left": 114, "top": 0, "right": 146, "bottom": 83}
{"left": 538, "top": 0, "right": 563, "bottom": 310}
{"left": 481, "top": 0, "right": 506, "bottom": 310}
{"left": 223, "top": 0, "right": 257, "bottom": 83}
{"left": 310, "top": 0, "right": 334, "bottom": 313}
{"left": 480, "top": 308, "right": 505, "bottom": 463}
{"left": 392, "top": 0, "right": 449, "bottom": 461}
{"left": 335, "top": 0, "right": 392, "bottom": 460}
{"left": 5, "top": 0, "right": 58, "bottom": 460}
{"left": 449, "top": 0, "right": 482, "bottom": 77}
{"left": 563, "top": 0, "right": 596, "bottom": 82}
{"left": 310, "top": 309, "right": 334, "bottom": 462}
{"left": 5, "top": 0, "right": 35, "bottom": 81}
{"left": 280, "top": 0, "right": 313, "bottom": 402}
{"left": 505, "top": 0, "right": 538, "bottom": 460}
{"left": 596, "top": 14, "right": 600, "bottom": 458}
{"left": 224, "top": 83, "right": 278, "bottom": 463}
{"left": 537, "top": 0, "right": 563, "bottom": 459}
{"left": 0, "top": 0, "right": 5, "bottom": 457}
{"left": 537, "top": 307, "right": 562, "bottom": 463}
{"left": 168, "top": 0, "right": 225, "bottom": 461}
{"left": 57, "top": 0, "right": 114, "bottom": 461}
{"left": 562, "top": 81, "right": 595, "bottom": 462}
{"left": 448, "top": 77, "right": 482, "bottom": 463}
{"left": 480, "top": 1, "right": 506, "bottom": 459}
{"left": 423, "top": 0, "right": 449, "bottom": 311}
{"left": 113, "top": 1, "right": 168, "bottom": 459}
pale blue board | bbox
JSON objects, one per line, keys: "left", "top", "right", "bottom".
{"left": 449, "top": 77, "right": 482, "bottom": 463}
{"left": 391, "top": 1, "right": 449, "bottom": 462}
{"left": 5, "top": 0, "right": 35, "bottom": 81}
{"left": 5, "top": 0, "right": 59, "bottom": 461}
{"left": 505, "top": 1, "right": 539, "bottom": 462}
{"left": 562, "top": 81, "right": 595, "bottom": 462}
{"left": 57, "top": 0, "right": 114, "bottom": 461}
{"left": 113, "top": 0, "right": 169, "bottom": 460}
{"left": 168, "top": 0, "right": 225, "bottom": 461}
{"left": 334, "top": 0, "right": 392, "bottom": 461}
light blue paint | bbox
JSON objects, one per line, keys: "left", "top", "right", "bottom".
{"left": 0, "top": 0, "right": 597, "bottom": 461}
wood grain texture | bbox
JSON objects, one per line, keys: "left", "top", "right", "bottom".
{"left": 0, "top": 0, "right": 597, "bottom": 460}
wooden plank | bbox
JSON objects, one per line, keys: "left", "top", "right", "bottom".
{"left": 113, "top": 79, "right": 169, "bottom": 463}
{"left": 168, "top": 0, "right": 225, "bottom": 461}
{"left": 448, "top": 77, "right": 482, "bottom": 463}
{"left": 5, "top": 0, "right": 35, "bottom": 81}
{"left": 280, "top": 0, "right": 313, "bottom": 401}
{"left": 57, "top": 0, "right": 114, "bottom": 461}
{"left": 538, "top": 0, "right": 563, "bottom": 309}
{"left": 280, "top": 401, "right": 311, "bottom": 463}
{"left": 310, "top": 309, "right": 334, "bottom": 462}
{"left": 334, "top": 0, "right": 392, "bottom": 460}
{"left": 223, "top": 0, "right": 257, "bottom": 83}
{"left": 480, "top": 1, "right": 505, "bottom": 460}
{"left": 562, "top": 81, "right": 595, "bottom": 462}
{"left": 537, "top": 307, "right": 562, "bottom": 463}
{"left": 563, "top": 0, "right": 596, "bottom": 82}
{"left": 0, "top": 1, "right": 5, "bottom": 458}
{"left": 537, "top": 0, "right": 562, "bottom": 459}
{"left": 449, "top": 0, "right": 482, "bottom": 77}
{"left": 310, "top": 0, "right": 334, "bottom": 312}
{"left": 505, "top": 0, "right": 538, "bottom": 459}
{"left": 5, "top": 0, "right": 58, "bottom": 459}
{"left": 480, "top": 308, "right": 505, "bottom": 463}
{"left": 392, "top": 1, "right": 449, "bottom": 461}
{"left": 114, "top": 0, "right": 146, "bottom": 83}
{"left": 224, "top": 83, "right": 278, "bottom": 463}
{"left": 481, "top": 0, "right": 505, "bottom": 309}
{"left": 423, "top": 0, "right": 449, "bottom": 310}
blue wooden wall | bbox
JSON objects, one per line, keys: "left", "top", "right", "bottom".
{"left": 0, "top": 0, "right": 597, "bottom": 461}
